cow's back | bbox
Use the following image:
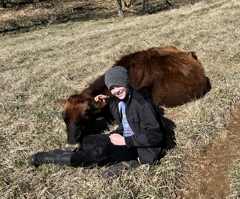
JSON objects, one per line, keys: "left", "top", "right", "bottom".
{"left": 114, "top": 46, "right": 208, "bottom": 107}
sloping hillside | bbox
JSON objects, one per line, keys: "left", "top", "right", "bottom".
{"left": 0, "top": 0, "right": 239, "bottom": 198}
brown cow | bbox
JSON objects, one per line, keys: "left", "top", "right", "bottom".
{"left": 56, "top": 46, "right": 210, "bottom": 152}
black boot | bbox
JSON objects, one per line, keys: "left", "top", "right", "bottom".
{"left": 29, "top": 149, "right": 73, "bottom": 167}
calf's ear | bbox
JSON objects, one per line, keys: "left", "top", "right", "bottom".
{"left": 56, "top": 98, "right": 67, "bottom": 108}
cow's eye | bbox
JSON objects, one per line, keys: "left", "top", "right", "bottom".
{"left": 79, "top": 112, "right": 90, "bottom": 124}
{"left": 85, "top": 109, "right": 92, "bottom": 119}
{"left": 82, "top": 113, "right": 89, "bottom": 121}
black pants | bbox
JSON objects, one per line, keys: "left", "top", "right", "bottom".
{"left": 70, "top": 134, "right": 138, "bottom": 167}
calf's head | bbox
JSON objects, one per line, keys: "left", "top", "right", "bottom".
{"left": 56, "top": 94, "right": 105, "bottom": 152}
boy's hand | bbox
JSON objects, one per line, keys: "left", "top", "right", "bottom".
{"left": 94, "top": 94, "right": 109, "bottom": 103}
{"left": 109, "top": 133, "right": 126, "bottom": 146}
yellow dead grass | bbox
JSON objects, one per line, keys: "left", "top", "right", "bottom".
{"left": 0, "top": 0, "right": 239, "bottom": 198}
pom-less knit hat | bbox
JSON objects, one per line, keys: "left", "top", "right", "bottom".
{"left": 105, "top": 66, "right": 130, "bottom": 90}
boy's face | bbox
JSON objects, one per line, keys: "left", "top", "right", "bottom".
{"left": 110, "top": 86, "right": 129, "bottom": 100}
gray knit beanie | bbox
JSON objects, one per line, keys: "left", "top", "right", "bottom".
{"left": 105, "top": 66, "right": 130, "bottom": 90}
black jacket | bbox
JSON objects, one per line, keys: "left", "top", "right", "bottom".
{"left": 108, "top": 88, "right": 165, "bottom": 164}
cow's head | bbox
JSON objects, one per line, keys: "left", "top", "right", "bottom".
{"left": 56, "top": 94, "right": 106, "bottom": 152}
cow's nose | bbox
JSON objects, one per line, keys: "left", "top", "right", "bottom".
{"left": 65, "top": 143, "right": 80, "bottom": 152}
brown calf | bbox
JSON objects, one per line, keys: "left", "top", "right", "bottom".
{"left": 56, "top": 46, "right": 211, "bottom": 151}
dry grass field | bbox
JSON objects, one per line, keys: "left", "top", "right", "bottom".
{"left": 0, "top": 0, "right": 240, "bottom": 198}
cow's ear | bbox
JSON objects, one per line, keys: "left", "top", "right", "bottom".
{"left": 56, "top": 98, "right": 67, "bottom": 108}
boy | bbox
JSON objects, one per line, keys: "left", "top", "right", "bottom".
{"left": 29, "top": 66, "right": 165, "bottom": 176}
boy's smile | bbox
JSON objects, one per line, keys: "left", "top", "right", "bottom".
{"left": 110, "top": 86, "right": 129, "bottom": 100}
